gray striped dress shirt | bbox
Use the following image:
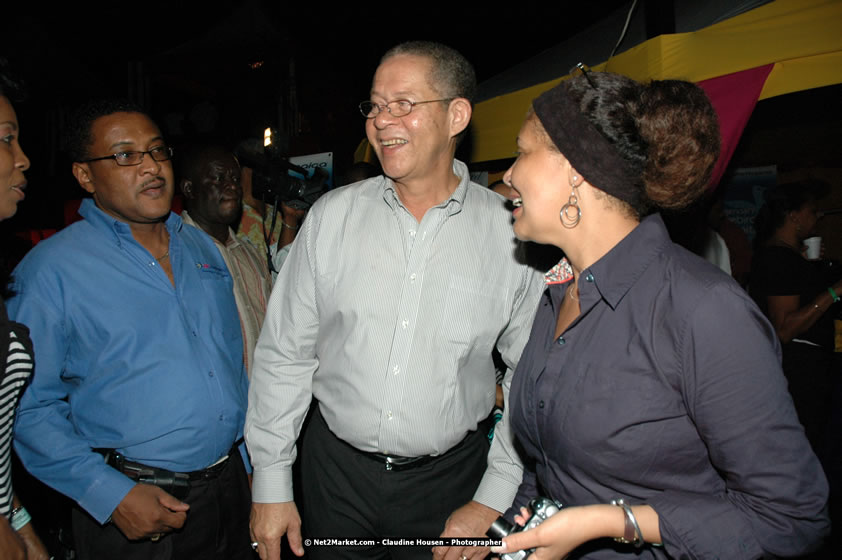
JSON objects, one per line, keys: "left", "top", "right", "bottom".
{"left": 246, "top": 160, "right": 544, "bottom": 512}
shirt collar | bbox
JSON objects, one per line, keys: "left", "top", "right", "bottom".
{"left": 584, "top": 213, "right": 671, "bottom": 309}
{"left": 180, "top": 210, "right": 239, "bottom": 247}
{"left": 381, "top": 159, "right": 469, "bottom": 216}
{"left": 79, "top": 198, "right": 183, "bottom": 246}
{"left": 544, "top": 259, "right": 574, "bottom": 285}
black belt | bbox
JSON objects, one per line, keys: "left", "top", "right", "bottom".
{"left": 366, "top": 452, "right": 437, "bottom": 472}
{"left": 359, "top": 428, "right": 481, "bottom": 472}
{"left": 94, "top": 448, "right": 232, "bottom": 499}
{"left": 314, "top": 404, "right": 487, "bottom": 472}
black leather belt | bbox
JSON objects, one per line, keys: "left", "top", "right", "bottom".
{"left": 314, "top": 404, "right": 488, "bottom": 472}
{"left": 360, "top": 428, "right": 480, "bottom": 472}
{"left": 367, "top": 452, "right": 437, "bottom": 472}
{"left": 94, "top": 449, "right": 231, "bottom": 499}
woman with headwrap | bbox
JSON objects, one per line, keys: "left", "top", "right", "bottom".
{"left": 491, "top": 72, "right": 828, "bottom": 559}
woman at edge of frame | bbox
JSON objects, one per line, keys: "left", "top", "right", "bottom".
{"left": 490, "top": 71, "right": 829, "bottom": 559}
{"left": 0, "top": 60, "right": 49, "bottom": 560}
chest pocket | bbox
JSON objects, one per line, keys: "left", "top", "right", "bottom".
{"left": 196, "top": 263, "right": 228, "bottom": 279}
{"left": 193, "top": 263, "right": 240, "bottom": 341}
{"left": 440, "top": 275, "right": 505, "bottom": 351}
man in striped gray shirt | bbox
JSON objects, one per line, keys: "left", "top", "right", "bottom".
{"left": 246, "top": 41, "right": 544, "bottom": 560}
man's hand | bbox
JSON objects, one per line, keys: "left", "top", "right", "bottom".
{"left": 0, "top": 516, "right": 25, "bottom": 560}
{"left": 250, "top": 501, "right": 304, "bottom": 560}
{"left": 280, "top": 203, "right": 307, "bottom": 229}
{"left": 434, "top": 500, "right": 500, "bottom": 560}
{"left": 111, "top": 483, "right": 190, "bottom": 540}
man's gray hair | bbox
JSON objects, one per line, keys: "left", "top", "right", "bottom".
{"left": 381, "top": 41, "right": 477, "bottom": 106}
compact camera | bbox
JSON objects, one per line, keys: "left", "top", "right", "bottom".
{"left": 486, "top": 497, "right": 564, "bottom": 560}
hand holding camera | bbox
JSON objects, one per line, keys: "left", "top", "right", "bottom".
{"left": 486, "top": 497, "right": 563, "bottom": 560}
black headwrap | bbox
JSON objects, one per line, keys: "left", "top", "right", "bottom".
{"left": 532, "top": 82, "right": 642, "bottom": 209}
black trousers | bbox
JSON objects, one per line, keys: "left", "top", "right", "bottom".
{"left": 72, "top": 450, "right": 253, "bottom": 560}
{"left": 782, "top": 341, "right": 834, "bottom": 459}
{"left": 299, "top": 406, "right": 489, "bottom": 560}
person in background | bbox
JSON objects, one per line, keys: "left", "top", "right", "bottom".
{"left": 269, "top": 200, "right": 306, "bottom": 276}
{"left": 234, "top": 139, "right": 305, "bottom": 276}
{"left": 490, "top": 178, "right": 516, "bottom": 201}
{"left": 750, "top": 181, "right": 841, "bottom": 453}
{"left": 235, "top": 139, "right": 282, "bottom": 254}
{"left": 491, "top": 72, "right": 828, "bottom": 559}
{"left": 0, "top": 59, "right": 49, "bottom": 560}
{"left": 180, "top": 145, "right": 272, "bottom": 376}
{"left": 709, "top": 193, "right": 752, "bottom": 286}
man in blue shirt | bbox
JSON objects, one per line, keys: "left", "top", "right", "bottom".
{"left": 8, "top": 100, "right": 252, "bottom": 559}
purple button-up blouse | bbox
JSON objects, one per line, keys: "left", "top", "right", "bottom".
{"left": 508, "top": 214, "right": 829, "bottom": 559}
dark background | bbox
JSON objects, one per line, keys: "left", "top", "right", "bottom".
{"left": 2, "top": 1, "right": 841, "bottom": 252}
{"left": 1, "top": 1, "right": 629, "bottom": 230}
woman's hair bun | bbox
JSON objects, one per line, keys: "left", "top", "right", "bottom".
{"left": 637, "top": 80, "right": 720, "bottom": 210}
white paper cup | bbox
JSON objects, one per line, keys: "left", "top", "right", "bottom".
{"left": 804, "top": 236, "right": 822, "bottom": 260}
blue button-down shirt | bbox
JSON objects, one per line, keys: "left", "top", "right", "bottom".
{"left": 9, "top": 199, "right": 247, "bottom": 523}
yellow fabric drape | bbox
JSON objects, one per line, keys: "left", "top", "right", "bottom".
{"left": 471, "top": 0, "right": 842, "bottom": 163}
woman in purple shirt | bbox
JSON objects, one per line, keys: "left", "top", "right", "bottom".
{"left": 490, "top": 72, "right": 829, "bottom": 559}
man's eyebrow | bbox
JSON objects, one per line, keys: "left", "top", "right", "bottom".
{"left": 0, "top": 121, "right": 18, "bottom": 131}
{"left": 369, "top": 90, "right": 415, "bottom": 99}
{"left": 108, "top": 136, "right": 164, "bottom": 150}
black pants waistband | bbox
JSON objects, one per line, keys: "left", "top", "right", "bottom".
{"left": 315, "top": 405, "right": 485, "bottom": 472}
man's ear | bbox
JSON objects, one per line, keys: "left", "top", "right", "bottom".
{"left": 448, "top": 98, "right": 472, "bottom": 138}
{"left": 180, "top": 178, "right": 194, "bottom": 199}
{"left": 72, "top": 162, "right": 95, "bottom": 194}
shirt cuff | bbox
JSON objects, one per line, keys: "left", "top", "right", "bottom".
{"left": 251, "top": 468, "right": 295, "bottom": 503}
{"left": 472, "top": 471, "right": 519, "bottom": 514}
{"left": 77, "top": 468, "right": 137, "bottom": 524}
{"left": 648, "top": 490, "right": 765, "bottom": 559}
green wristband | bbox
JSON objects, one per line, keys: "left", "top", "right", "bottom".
{"left": 10, "top": 506, "right": 31, "bottom": 531}
{"left": 829, "top": 287, "right": 840, "bottom": 303}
